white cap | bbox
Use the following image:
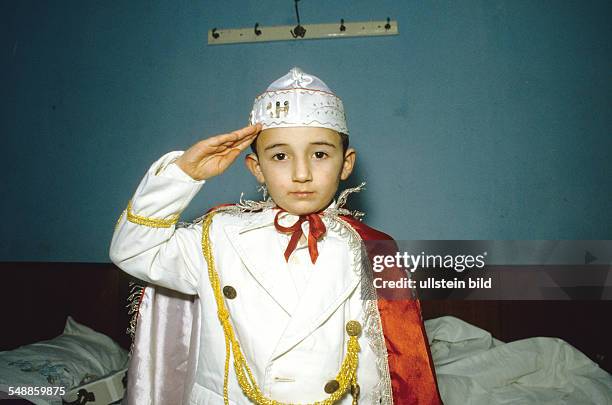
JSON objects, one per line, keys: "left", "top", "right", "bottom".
{"left": 249, "top": 67, "right": 348, "bottom": 134}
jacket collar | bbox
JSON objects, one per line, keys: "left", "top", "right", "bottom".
{"left": 238, "top": 199, "right": 338, "bottom": 235}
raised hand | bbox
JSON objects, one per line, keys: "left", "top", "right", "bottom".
{"left": 175, "top": 123, "right": 261, "bottom": 181}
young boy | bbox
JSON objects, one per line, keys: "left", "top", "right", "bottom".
{"left": 110, "top": 68, "right": 441, "bottom": 404}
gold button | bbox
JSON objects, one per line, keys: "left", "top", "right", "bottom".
{"left": 346, "top": 320, "right": 362, "bottom": 337}
{"left": 223, "top": 286, "right": 237, "bottom": 299}
{"left": 324, "top": 379, "right": 340, "bottom": 394}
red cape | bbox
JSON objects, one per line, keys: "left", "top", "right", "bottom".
{"left": 341, "top": 215, "right": 442, "bottom": 405}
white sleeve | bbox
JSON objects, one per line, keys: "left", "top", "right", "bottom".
{"left": 109, "top": 151, "right": 206, "bottom": 295}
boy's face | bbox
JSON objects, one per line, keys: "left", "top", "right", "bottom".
{"left": 245, "top": 127, "right": 356, "bottom": 216}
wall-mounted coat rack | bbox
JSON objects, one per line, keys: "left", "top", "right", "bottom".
{"left": 207, "top": 19, "right": 398, "bottom": 45}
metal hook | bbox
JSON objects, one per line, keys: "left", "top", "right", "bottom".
{"left": 290, "top": 0, "right": 306, "bottom": 38}
{"left": 384, "top": 18, "right": 391, "bottom": 30}
{"left": 291, "top": 25, "right": 306, "bottom": 38}
{"left": 211, "top": 28, "right": 220, "bottom": 39}
{"left": 340, "top": 18, "right": 346, "bottom": 32}
{"left": 254, "top": 23, "right": 262, "bottom": 36}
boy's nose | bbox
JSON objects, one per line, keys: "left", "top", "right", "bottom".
{"left": 292, "top": 158, "right": 312, "bottom": 182}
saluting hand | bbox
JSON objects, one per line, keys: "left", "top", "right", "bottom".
{"left": 175, "top": 123, "right": 261, "bottom": 181}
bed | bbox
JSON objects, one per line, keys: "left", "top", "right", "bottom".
{"left": 1, "top": 262, "right": 610, "bottom": 404}
{"left": 0, "top": 262, "right": 134, "bottom": 404}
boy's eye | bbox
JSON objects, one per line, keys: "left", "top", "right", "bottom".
{"left": 272, "top": 153, "right": 287, "bottom": 161}
{"left": 313, "top": 151, "right": 328, "bottom": 159}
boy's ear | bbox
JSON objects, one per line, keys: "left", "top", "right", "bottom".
{"left": 340, "top": 148, "right": 356, "bottom": 180}
{"left": 244, "top": 153, "right": 265, "bottom": 183}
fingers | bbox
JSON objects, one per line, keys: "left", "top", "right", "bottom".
{"left": 182, "top": 124, "right": 262, "bottom": 179}
{"left": 233, "top": 122, "right": 262, "bottom": 138}
{"left": 206, "top": 123, "right": 261, "bottom": 147}
{"left": 232, "top": 129, "right": 258, "bottom": 151}
{"left": 198, "top": 134, "right": 256, "bottom": 177}
{"left": 205, "top": 128, "right": 257, "bottom": 159}
{"left": 212, "top": 132, "right": 257, "bottom": 162}
{"left": 205, "top": 130, "right": 257, "bottom": 154}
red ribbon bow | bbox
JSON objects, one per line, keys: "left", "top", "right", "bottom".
{"left": 274, "top": 209, "right": 327, "bottom": 264}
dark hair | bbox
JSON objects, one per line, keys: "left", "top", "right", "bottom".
{"left": 250, "top": 131, "right": 350, "bottom": 156}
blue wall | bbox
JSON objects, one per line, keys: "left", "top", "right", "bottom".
{"left": 1, "top": 0, "right": 610, "bottom": 261}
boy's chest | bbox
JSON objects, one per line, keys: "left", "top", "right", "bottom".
{"left": 198, "top": 222, "right": 362, "bottom": 358}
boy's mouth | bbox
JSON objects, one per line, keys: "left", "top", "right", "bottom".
{"left": 289, "top": 191, "right": 315, "bottom": 198}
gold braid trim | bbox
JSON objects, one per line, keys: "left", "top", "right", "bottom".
{"left": 114, "top": 209, "right": 126, "bottom": 232}
{"left": 201, "top": 210, "right": 361, "bottom": 405}
{"left": 125, "top": 200, "right": 179, "bottom": 228}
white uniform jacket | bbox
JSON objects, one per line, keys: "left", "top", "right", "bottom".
{"left": 110, "top": 152, "right": 394, "bottom": 404}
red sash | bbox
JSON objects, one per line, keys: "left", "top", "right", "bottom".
{"left": 341, "top": 215, "right": 442, "bottom": 405}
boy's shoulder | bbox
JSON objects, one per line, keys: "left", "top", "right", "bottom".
{"left": 199, "top": 203, "right": 395, "bottom": 241}
{"left": 339, "top": 215, "right": 394, "bottom": 242}
{"left": 200, "top": 203, "right": 275, "bottom": 227}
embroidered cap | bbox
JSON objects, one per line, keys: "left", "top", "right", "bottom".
{"left": 249, "top": 67, "right": 348, "bottom": 134}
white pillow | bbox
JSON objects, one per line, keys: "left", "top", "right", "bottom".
{"left": 0, "top": 316, "right": 128, "bottom": 405}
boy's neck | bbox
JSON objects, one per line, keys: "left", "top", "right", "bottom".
{"left": 275, "top": 199, "right": 336, "bottom": 217}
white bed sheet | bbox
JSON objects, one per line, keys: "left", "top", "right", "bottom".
{"left": 425, "top": 316, "right": 612, "bottom": 405}
{"left": 0, "top": 317, "right": 127, "bottom": 405}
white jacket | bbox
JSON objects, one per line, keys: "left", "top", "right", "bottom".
{"left": 110, "top": 152, "right": 393, "bottom": 404}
